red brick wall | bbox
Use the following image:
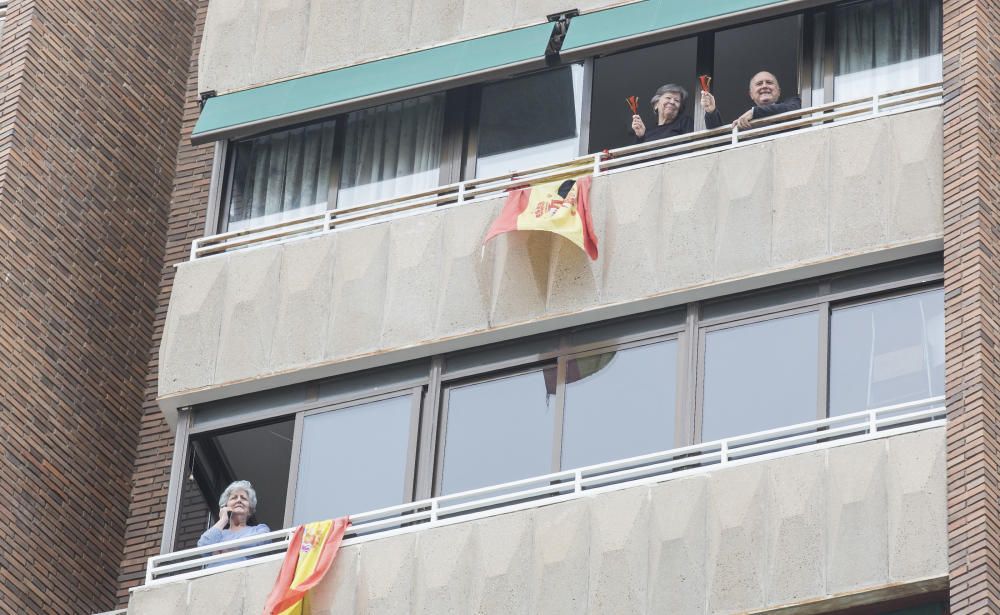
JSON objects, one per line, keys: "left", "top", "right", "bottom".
{"left": 115, "top": 0, "right": 213, "bottom": 605}
{"left": 942, "top": 0, "right": 1000, "bottom": 613}
{"left": 0, "top": 0, "right": 197, "bottom": 612}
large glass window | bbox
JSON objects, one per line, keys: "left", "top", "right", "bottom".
{"left": 440, "top": 368, "right": 556, "bottom": 494}
{"left": 475, "top": 65, "right": 585, "bottom": 178}
{"left": 223, "top": 120, "right": 336, "bottom": 232}
{"left": 293, "top": 394, "right": 416, "bottom": 523}
{"left": 701, "top": 311, "right": 820, "bottom": 441}
{"left": 561, "top": 341, "right": 678, "bottom": 468}
{"left": 829, "top": 289, "right": 944, "bottom": 416}
{"left": 337, "top": 93, "right": 446, "bottom": 209}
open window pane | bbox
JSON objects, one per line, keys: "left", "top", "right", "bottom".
{"left": 712, "top": 15, "right": 801, "bottom": 124}
{"left": 175, "top": 418, "right": 294, "bottom": 550}
{"left": 475, "top": 65, "right": 584, "bottom": 178}
{"left": 829, "top": 289, "right": 944, "bottom": 416}
{"left": 440, "top": 368, "right": 556, "bottom": 495}
{"left": 831, "top": 0, "right": 942, "bottom": 101}
{"left": 702, "top": 312, "right": 819, "bottom": 441}
{"left": 224, "top": 120, "right": 336, "bottom": 232}
{"left": 561, "top": 341, "right": 678, "bottom": 469}
{"left": 293, "top": 395, "right": 414, "bottom": 523}
{"left": 337, "top": 93, "right": 446, "bottom": 209}
{"left": 589, "top": 37, "right": 697, "bottom": 152}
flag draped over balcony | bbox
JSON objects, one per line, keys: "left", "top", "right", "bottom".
{"left": 483, "top": 173, "right": 598, "bottom": 260}
{"left": 263, "top": 517, "right": 350, "bottom": 615}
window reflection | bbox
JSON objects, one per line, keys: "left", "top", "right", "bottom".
{"left": 561, "top": 341, "right": 677, "bottom": 468}
{"left": 441, "top": 368, "right": 556, "bottom": 494}
{"left": 829, "top": 289, "right": 944, "bottom": 415}
{"left": 702, "top": 312, "right": 819, "bottom": 441}
{"left": 293, "top": 395, "right": 413, "bottom": 523}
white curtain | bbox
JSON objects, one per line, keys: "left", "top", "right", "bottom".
{"left": 226, "top": 120, "right": 336, "bottom": 231}
{"left": 833, "top": 0, "right": 941, "bottom": 101}
{"left": 337, "top": 93, "right": 446, "bottom": 209}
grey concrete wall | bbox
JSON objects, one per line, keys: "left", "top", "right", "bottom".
{"left": 127, "top": 427, "right": 948, "bottom": 615}
{"left": 199, "top": 0, "right": 634, "bottom": 95}
{"left": 159, "top": 108, "right": 943, "bottom": 407}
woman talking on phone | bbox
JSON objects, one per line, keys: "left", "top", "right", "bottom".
{"left": 197, "top": 480, "right": 271, "bottom": 548}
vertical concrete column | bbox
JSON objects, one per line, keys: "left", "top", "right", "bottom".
{"left": 942, "top": 0, "right": 1000, "bottom": 612}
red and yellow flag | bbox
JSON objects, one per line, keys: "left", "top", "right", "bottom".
{"left": 484, "top": 173, "right": 598, "bottom": 260}
{"left": 263, "top": 517, "right": 350, "bottom": 615}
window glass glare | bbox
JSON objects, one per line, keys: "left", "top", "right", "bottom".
{"left": 337, "top": 93, "right": 446, "bottom": 209}
{"left": 561, "top": 341, "right": 677, "bottom": 469}
{"left": 702, "top": 312, "right": 819, "bottom": 441}
{"left": 225, "top": 120, "right": 336, "bottom": 232}
{"left": 441, "top": 368, "right": 556, "bottom": 494}
{"left": 476, "top": 65, "right": 584, "bottom": 178}
{"left": 293, "top": 395, "right": 413, "bottom": 523}
{"left": 829, "top": 289, "right": 944, "bottom": 416}
{"left": 833, "top": 0, "right": 942, "bottom": 101}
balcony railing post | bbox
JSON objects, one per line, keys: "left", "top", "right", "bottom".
{"left": 430, "top": 499, "right": 439, "bottom": 524}
{"left": 189, "top": 240, "right": 199, "bottom": 261}
{"left": 868, "top": 410, "right": 878, "bottom": 435}
{"left": 720, "top": 440, "right": 730, "bottom": 464}
{"left": 592, "top": 151, "right": 603, "bottom": 176}
{"left": 457, "top": 181, "right": 466, "bottom": 204}
{"left": 324, "top": 210, "right": 334, "bottom": 232}
{"left": 731, "top": 124, "right": 739, "bottom": 145}
{"left": 574, "top": 470, "right": 583, "bottom": 494}
{"left": 872, "top": 93, "right": 880, "bottom": 115}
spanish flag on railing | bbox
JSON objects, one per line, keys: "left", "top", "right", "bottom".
{"left": 483, "top": 173, "right": 598, "bottom": 260}
{"left": 263, "top": 517, "right": 350, "bottom": 615}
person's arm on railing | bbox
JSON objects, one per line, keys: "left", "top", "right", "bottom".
{"left": 752, "top": 95, "right": 802, "bottom": 120}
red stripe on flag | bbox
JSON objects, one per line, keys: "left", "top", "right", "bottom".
{"left": 576, "top": 175, "right": 599, "bottom": 260}
{"left": 482, "top": 187, "right": 530, "bottom": 245}
{"left": 263, "top": 517, "right": 351, "bottom": 615}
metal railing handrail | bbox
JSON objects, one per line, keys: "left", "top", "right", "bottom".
{"left": 144, "top": 395, "right": 945, "bottom": 586}
{"left": 188, "top": 82, "right": 943, "bottom": 260}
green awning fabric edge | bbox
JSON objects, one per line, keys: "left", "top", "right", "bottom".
{"left": 562, "top": 0, "right": 789, "bottom": 52}
{"left": 192, "top": 22, "right": 554, "bottom": 141}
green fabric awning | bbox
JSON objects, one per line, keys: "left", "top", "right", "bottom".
{"left": 191, "top": 22, "right": 553, "bottom": 142}
{"left": 562, "top": 0, "right": 786, "bottom": 53}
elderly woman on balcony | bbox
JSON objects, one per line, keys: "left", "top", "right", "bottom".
{"left": 197, "top": 480, "right": 272, "bottom": 548}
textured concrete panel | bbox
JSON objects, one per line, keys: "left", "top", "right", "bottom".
{"left": 356, "top": 533, "right": 417, "bottom": 615}
{"left": 310, "top": 545, "right": 359, "bottom": 615}
{"left": 829, "top": 117, "right": 891, "bottom": 253}
{"left": 242, "top": 558, "right": 283, "bottom": 615}
{"left": 588, "top": 487, "right": 650, "bottom": 614}
{"left": 660, "top": 153, "right": 720, "bottom": 290}
{"left": 326, "top": 223, "right": 389, "bottom": 359}
{"left": 382, "top": 213, "right": 444, "bottom": 348}
{"left": 771, "top": 127, "right": 831, "bottom": 264}
{"left": 888, "top": 107, "right": 944, "bottom": 242}
{"left": 199, "top": 0, "right": 258, "bottom": 94}
{"left": 127, "top": 581, "right": 187, "bottom": 615}
{"left": 269, "top": 236, "right": 335, "bottom": 372}
{"left": 472, "top": 510, "right": 534, "bottom": 615}
{"left": 251, "top": 0, "right": 310, "bottom": 87}
{"left": 488, "top": 230, "right": 555, "bottom": 328}
{"left": 764, "top": 451, "right": 827, "bottom": 607}
{"left": 159, "top": 256, "right": 227, "bottom": 393}
{"left": 827, "top": 439, "right": 889, "bottom": 594}
{"left": 886, "top": 427, "right": 947, "bottom": 582}
{"left": 301, "top": 1, "right": 357, "bottom": 79}
{"left": 532, "top": 500, "right": 590, "bottom": 615}
{"left": 189, "top": 567, "right": 246, "bottom": 613}
{"left": 214, "top": 246, "right": 282, "bottom": 384}
{"left": 414, "top": 523, "right": 479, "bottom": 614}
{"left": 714, "top": 141, "right": 774, "bottom": 279}
{"left": 649, "top": 476, "right": 709, "bottom": 615}
{"left": 435, "top": 199, "right": 500, "bottom": 337}
{"left": 598, "top": 164, "right": 665, "bottom": 304}
{"left": 706, "top": 463, "right": 767, "bottom": 615}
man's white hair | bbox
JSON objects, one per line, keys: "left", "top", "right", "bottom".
{"left": 218, "top": 480, "right": 258, "bottom": 513}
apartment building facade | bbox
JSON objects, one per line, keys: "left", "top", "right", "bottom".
{"left": 119, "top": 0, "right": 999, "bottom": 613}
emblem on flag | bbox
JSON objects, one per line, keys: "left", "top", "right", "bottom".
{"left": 263, "top": 517, "right": 350, "bottom": 615}
{"left": 483, "top": 173, "right": 598, "bottom": 260}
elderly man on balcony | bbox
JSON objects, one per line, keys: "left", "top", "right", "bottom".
{"left": 631, "top": 83, "right": 724, "bottom": 143}
{"left": 722, "top": 70, "right": 802, "bottom": 130}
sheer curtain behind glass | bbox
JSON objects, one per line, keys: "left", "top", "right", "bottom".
{"left": 225, "top": 120, "right": 336, "bottom": 232}
{"left": 826, "top": 0, "right": 941, "bottom": 101}
{"left": 337, "top": 93, "right": 446, "bottom": 209}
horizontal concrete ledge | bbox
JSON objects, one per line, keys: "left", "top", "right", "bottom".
{"left": 157, "top": 236, "right": 941, "bottom": 428}
{"left": 754, "top": 575, "right": 948, "bottom": 614}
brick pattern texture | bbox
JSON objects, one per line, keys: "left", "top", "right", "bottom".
{"left": 942, "top": 0, "right": 1000, "bottom": 613}
{"left": 114, "top": 0, "right": 213, "bottom": 605}
{"left": 0, "top": 0, "right": 197, "bottom": 613}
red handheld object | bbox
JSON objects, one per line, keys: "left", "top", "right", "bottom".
{"left": 699, "top": 75, "right": 712, "bottom": 93}
{"left": 625, "top": 95, "right": 639, "bottom": 115}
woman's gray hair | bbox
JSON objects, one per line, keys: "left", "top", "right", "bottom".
{"left": 650, "top": 83, "right": 688, "bottom": 110}
{"left": 218, "top": 480, "right": 258, "bottom": 512}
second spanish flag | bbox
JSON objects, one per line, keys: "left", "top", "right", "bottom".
{"left": 483, "top": 173, "right": 598, "bottom": 260}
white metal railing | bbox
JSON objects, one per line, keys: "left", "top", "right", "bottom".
{"left": 144, "top": 396, "right": 945, "bottom": 586}
{"left": 188, "top": 82, "right": 943, "bottom": 260}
